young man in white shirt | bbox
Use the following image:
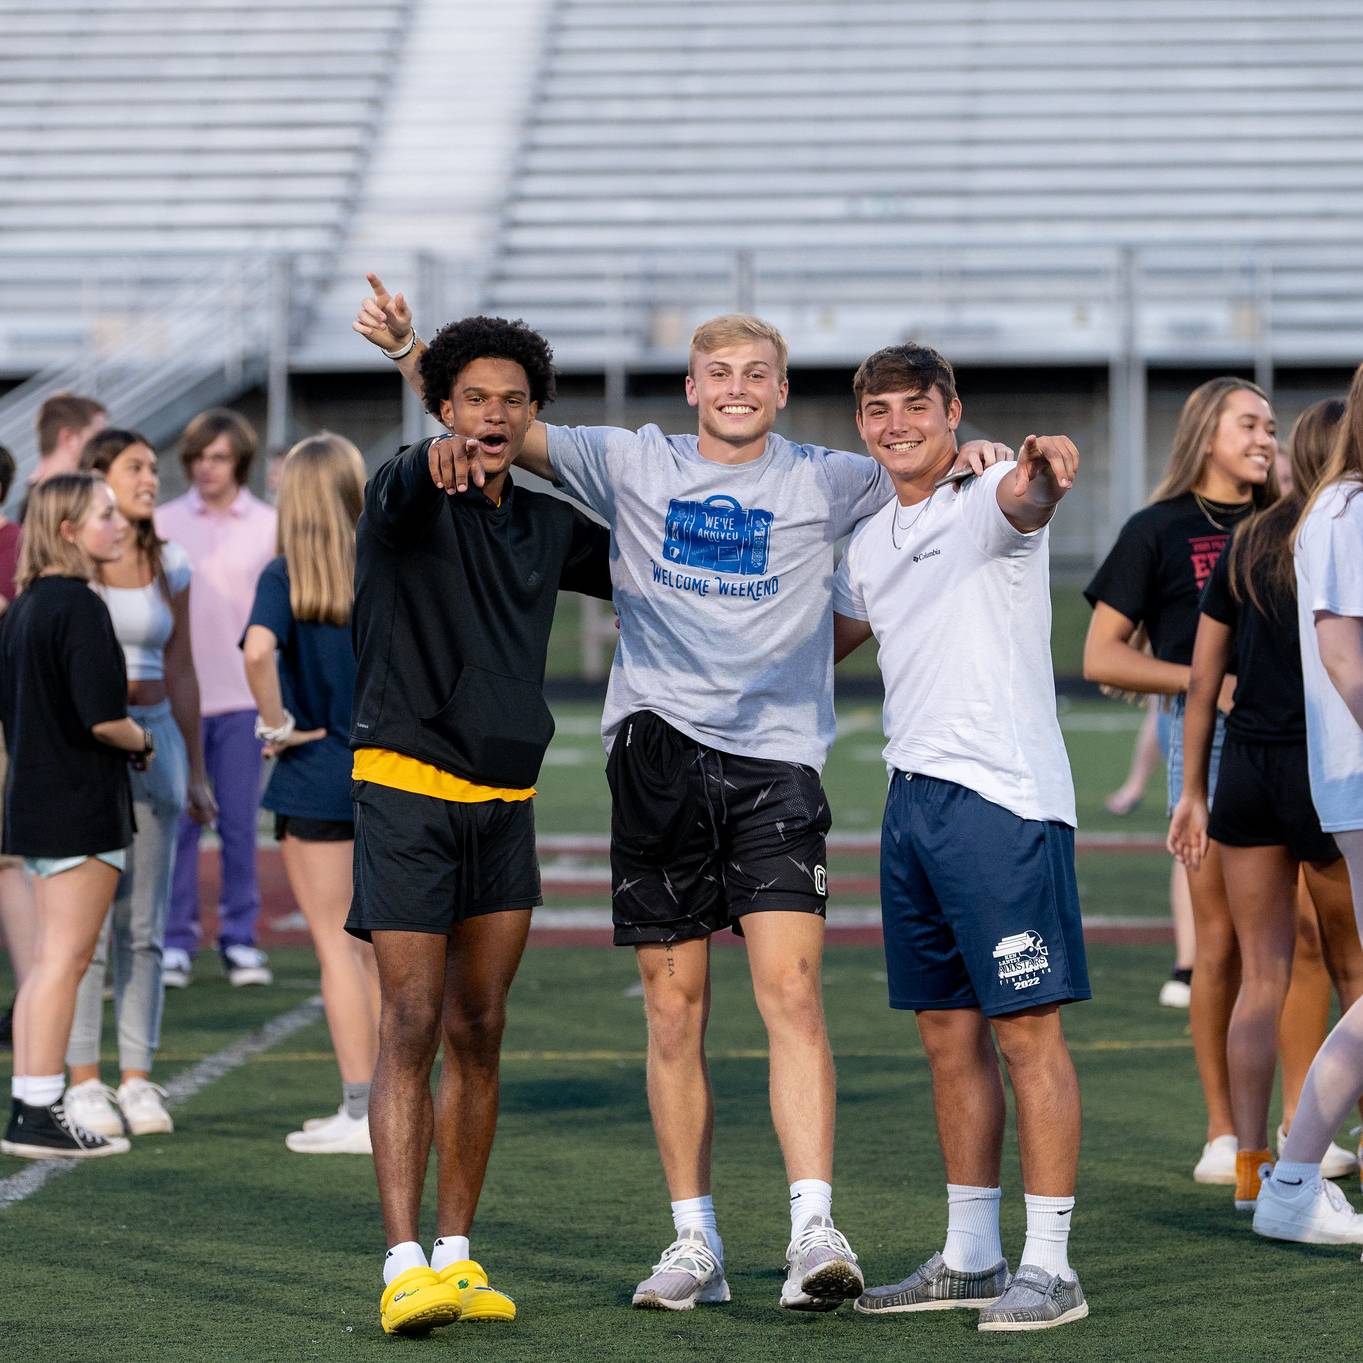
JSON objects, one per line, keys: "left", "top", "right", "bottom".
{"left": 832, "top": 343, "right": 1091, "bottom": 1332}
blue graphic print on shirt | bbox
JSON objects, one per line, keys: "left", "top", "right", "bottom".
{"left": 662, "top": 494, "right": 772, "bottom": 575}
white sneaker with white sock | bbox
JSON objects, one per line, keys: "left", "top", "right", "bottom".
{"left": 63, "top": 1079, "right": 125, "bottom": 1138}
{"left": 1254, "top": 1161, "right": 1363, "bottom": 1244}
{"left": 162, "top": 948, "right": 192, "bottom": 989}
{"left": 1277, "top": 1124, "right": 1358, "bottom": 1180}
{"left": 117, "top": 1078, "right": 173, "bottom": 1135}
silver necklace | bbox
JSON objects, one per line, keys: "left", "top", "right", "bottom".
{"left": 890, "top": 492, "right": 934, "bottom": 551}
{"left": 1192, "top": 490, "right": 1247, "bottom": 532}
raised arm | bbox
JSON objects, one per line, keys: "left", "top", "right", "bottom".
{"left": 996, "top": 434, "right": 1078, "bottom": 532}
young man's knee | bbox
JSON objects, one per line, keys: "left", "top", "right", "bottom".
{"left": 644, "top": 988, "right": 707, "bottom": 1061}
{"left": 754, "top": 964, "right": 825, "bottom": 1036}
{"left": 442, "top": 994, "right": 508, "bottom": 1054}
{"left": 991, "top": 1006, "right": 1068, "bottom": 1070}
{"left": 381, "top": 991, "right": 443, "bottom": 1053}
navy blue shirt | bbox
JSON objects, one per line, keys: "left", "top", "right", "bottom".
{"left": 245, "top": 557, "right": 355, "bottom": 821}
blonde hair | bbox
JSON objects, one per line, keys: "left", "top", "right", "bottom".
{"left": 689, "top": 314, "right": 789, "bottom": 379}
{"left": 276, "top": 432, "right": 365, "bottom": 625}
{"left": 1296, "top": 360, "right": 1363, "bottom": 540}
{"left": 1150, "top": 377, "right": 1279, "bottom": 506}
{"left": 17, "top": 472, "right": 106, "bottom": 590}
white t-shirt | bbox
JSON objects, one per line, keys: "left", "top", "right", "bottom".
{"left": 1294, "top": 479, "right": 1363, "bottom": 833}
{"left": 833, "top": 462, "right": 1076, "bottom": 827}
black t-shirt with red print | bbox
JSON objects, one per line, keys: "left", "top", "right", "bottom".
{"left": 1084, "top": 492, "right": 1254, "bottom": 666}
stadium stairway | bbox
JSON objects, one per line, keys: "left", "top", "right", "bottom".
{"left": 484, "top": 0, "right": 1363, "bottom": 369}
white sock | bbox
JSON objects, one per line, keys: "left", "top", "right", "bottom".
{"left": 1021, "top": 1194, "right": 1075, "bottom": 1280}
{"left": 1272, "top": 1160, "right": 1320, "bottom": 1187}
{"left": 11, "top": 1075, "right": 27, "bottom": 1102}
{"left": 942, "top": 1184, "right": 1003, "bottom": 1273}
{"left": 430, "top": 1235, "right": 470, "bottom": 1272}
{"left": 29, "top": 1074, "right": 64, "bottom": 1108}
{"left": 382, "top": 1241, "right": 427, "bottom": 1285}
{"left": 789, "top": 1178, "right": 833, "bottom": 1234}
{"left": 671, "top": 1195, "right": 723, "bottom": 1259}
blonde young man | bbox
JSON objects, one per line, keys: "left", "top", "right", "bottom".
{"left": 354, "top": 277, "right": 1005, "bottom": 1313}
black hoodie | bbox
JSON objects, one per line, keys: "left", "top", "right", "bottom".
{"left": 350, "top": 438, "right": 612, "bottom": 788}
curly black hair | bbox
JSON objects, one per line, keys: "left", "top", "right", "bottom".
{"left": 419, "top": 315, "right": 557, "bottom": 418}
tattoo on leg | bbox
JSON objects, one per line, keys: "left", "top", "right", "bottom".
{"left": 666, "top": 945, "right": 676, "bottom": 978}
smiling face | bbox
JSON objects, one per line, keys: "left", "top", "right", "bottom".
{"left": 686, "top": 341, "right": 789, "bottom": 451}
{"left": 64, "top": 481, "right": 128, "bottom": 565}
{"left": 103, "top": 442, "right": 159, "bottom": 524}
{"left": 1204, "top": 388, "right": 1277, "bottom": 492}
{"left": 437, "top": 355, "right": 538, "bottom": 479}
{"left": 856, "top": 384, "right": 962, "bottom": 485}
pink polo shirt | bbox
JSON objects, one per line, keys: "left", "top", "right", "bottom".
{"left": 156, "top": 488, "right": 277, "bottom": 717}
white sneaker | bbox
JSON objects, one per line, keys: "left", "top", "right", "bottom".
{"left": 1277, "top": 1125, "right": 1358, "bottom": 1181}
{"left": 632, "top": 1230, "right": 731, "bottom": 1310}
{"left": 62, "top": 1079, "right": 124, "bottom": 1139}
{"left": 221, "top": 945, "right": 273, "bottom": 987}
{"left": 781, "top": 1215, "right": 864, "bottom": 1311}
{"left": 162, "top": 948, "right": 192, "bottom": 989}
{"left": 284, "top": 1110, "right": 370, "bottom": 1154}
{"left": 1254, "top": 1166, "right": 1363, "bottom": 1244}
{"left": 117, "top": 1078, "right": 174, "bottom": 1135}
{"left": 301, "top": 1103, "right": 347, "bottom": 1134}
{"left": 1193, "top": 1134, "right": 1238, "bottom": 1184}
{"left": 1158, "top": 978, "right": 1191, "bottom": 1008}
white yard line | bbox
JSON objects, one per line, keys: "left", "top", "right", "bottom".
{"left": 0, "top": 994, "right": 323, "bottom": 1212}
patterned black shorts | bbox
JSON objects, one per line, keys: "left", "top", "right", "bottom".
{"left": 607, "top": 710, "right": 832, "bottom": 946}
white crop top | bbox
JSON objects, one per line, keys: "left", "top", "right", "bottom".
{"left": 97, "top": 540, "right": 192, "bottom": 681}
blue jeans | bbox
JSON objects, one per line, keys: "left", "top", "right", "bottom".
{"left": 66, "top": 702, "right": 187, "bottom": 1074}
{"left": 1160, "top": 695, "right": 1226, "bottom": 817}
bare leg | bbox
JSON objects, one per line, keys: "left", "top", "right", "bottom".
{"left": 743, "top": 912, "right": 835, "bottom": 1182}
{"left": 992, "top": 1004, "right": 1081, "bottom": 1196}
{"left": 1106, "top": 702, "right": 1162, "bottom": 815}
{"left": 1302, "top": 856, "right": 1363, "bottom": 1125}
{"left": 433, "top": 909, "right": 531, "bottom": 1237}
{"left": 282, "top": 837, "right": 378, "bottom": 1084}
{"left": 0, "top": 865, "right": 37, "bottom": 984}
{"left": 1281, "top": 831, "right": 1363, "bottom": 1164}
{"left": 1220, "top": 844, "right": 1298, "bottom": 1150}
{"left": 1279, "top": 874, "right": 1331, "bottom": 1133}
{"left": 916, "top": 1008, "right": 1005, "bottom": 1187}
{"left": 637, "top": 937, "right": 714, "bottom": 1199}
{"left": 11, "top": 861, "right": 119, "bottom": 1078}
{"left": 1187, "top": 843, "right": 1238, "bottom": 1140}
{"left": 1171, "top": 861, "right": 1196, "bottom": 974}
{"left": 369, "top": 930, "right": 447, "bottom": 1247}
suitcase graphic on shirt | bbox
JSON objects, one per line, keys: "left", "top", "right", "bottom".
{"left": 662, "top": 494, "right": 773, "bottom": 575}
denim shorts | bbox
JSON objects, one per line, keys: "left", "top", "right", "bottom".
{"left": 1161, "top": 695, "right": 1226, "bottom": 816}
{"left": 25, "top": 849, "right": 128, "bottom": 879}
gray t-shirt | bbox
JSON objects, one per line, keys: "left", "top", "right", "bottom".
{"left": 547, "top": 423, "right": 891, "bottom": 770}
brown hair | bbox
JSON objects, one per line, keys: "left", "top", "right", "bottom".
{"left": 179, "top": 407, "right": 258, "bottom": 486}
{"left": 1227, "top": 399, "right": 1346, "bottom": 619}
{"left": 689, "top": 314, "right": 789, "bottom": 380}
{"left": 36, "top": 393, "right": 106, "bottom": 458}
{"left": 1150, "top": 377, "right": 1279, "bottom": 506}
{"left": 276, "top": 432, "right": 365, "bottom": 625}
{"left": 1296, "top": 361, "right": 1363, "bottom": 541}
{"left": 853, "top": 343, "right": 958, "bottom": 412}
{"left": 17, "top": 472, "right": 106, "bottom": 590}
{"left": 80, "top": 428, "right": 168, "bottom": 597}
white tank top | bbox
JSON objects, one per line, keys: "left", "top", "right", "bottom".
{"left": 96, "top": 541, "right": 192, "bottom": 681}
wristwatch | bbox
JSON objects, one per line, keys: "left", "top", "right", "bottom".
{"left": 130, "top": 723, "right": 155, "bottom": 769}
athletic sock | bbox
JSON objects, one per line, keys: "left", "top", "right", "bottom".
{"left": 430, "top": 1236, "right": 470, "bottom": 1272}
{"left": 1171, "top": 966, "right": 1192, "bottom": 985}
{"left": 671, "top": 1195, "right": 723, "bottom": 1260}
{"left": 1272, "top": 1160, "right": 1321, "bottom": 1187}
{"left": 1021, "top": 1194, "right": 1075, "bottom": 1281}
{"left": 789, "top": 1178, "right": 833, "bottom": 1235}
{"left": 343, "top": 1081, "right": 371, "bottom": 1121}
{"left": 11, "top": 1075, "right": 27, "bottom": 1102}
{"left": 29, "top": 1074, "right": 64, "bottom": 1108}
{"left": 383, "top": 1241, "right": 427, "bottom": 1285}
{"left": 942, "top": 1184, "right": 1003, "bottom": 1273}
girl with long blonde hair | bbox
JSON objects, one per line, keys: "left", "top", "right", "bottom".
{"left": 242, "top": 432, "right": 379, "bottom": 1153}
{"left": 1084, "top": 377, "right": 1279, "bottom": 1186}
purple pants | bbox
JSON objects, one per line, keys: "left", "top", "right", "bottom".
{"left": 165, "top": 709, "right": 264, "bottom": 955}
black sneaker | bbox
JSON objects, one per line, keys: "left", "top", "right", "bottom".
{"left": 1, "top": 1100, "right": 131, "bottom": 1159}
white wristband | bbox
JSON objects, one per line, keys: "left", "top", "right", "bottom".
{"left": 382, "top": 333, "right": 416, "bottom": 360}
{"left": 254, "top": 710, "right": 296, "bottom": 745}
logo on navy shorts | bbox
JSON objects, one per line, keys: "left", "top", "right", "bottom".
{"left": 993, "top": 930, "right": 1051, "bottom": 992}
{"left": 663, "top": 494, "right": 772, "bottom": 575}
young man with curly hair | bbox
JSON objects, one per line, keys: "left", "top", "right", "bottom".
{"left": 348, "top": 315, "right": 612, "bottom": 1335}
{"left": 354, "top": 276, "right": 1007, "bottom": 1315}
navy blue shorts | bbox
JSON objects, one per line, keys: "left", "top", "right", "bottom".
{"left": 880, "top": 772, "right": 1091, "bottom": 1018}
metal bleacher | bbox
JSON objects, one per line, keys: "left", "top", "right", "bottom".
{"left": 484, "top": 0, "right": 1363, "bottom": 373}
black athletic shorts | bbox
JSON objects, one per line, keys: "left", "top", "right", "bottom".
{"left": 1209, "top": 738, "right": 1340, "bottom": 866}
{"left": 607, "top": 709, "right": 832, "bottom": 947}
{"left": 345, "top": 781, "right": 542, "bottom": 941}
{"left": 274, "top": 813, "right": 354, "bottom": 843}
